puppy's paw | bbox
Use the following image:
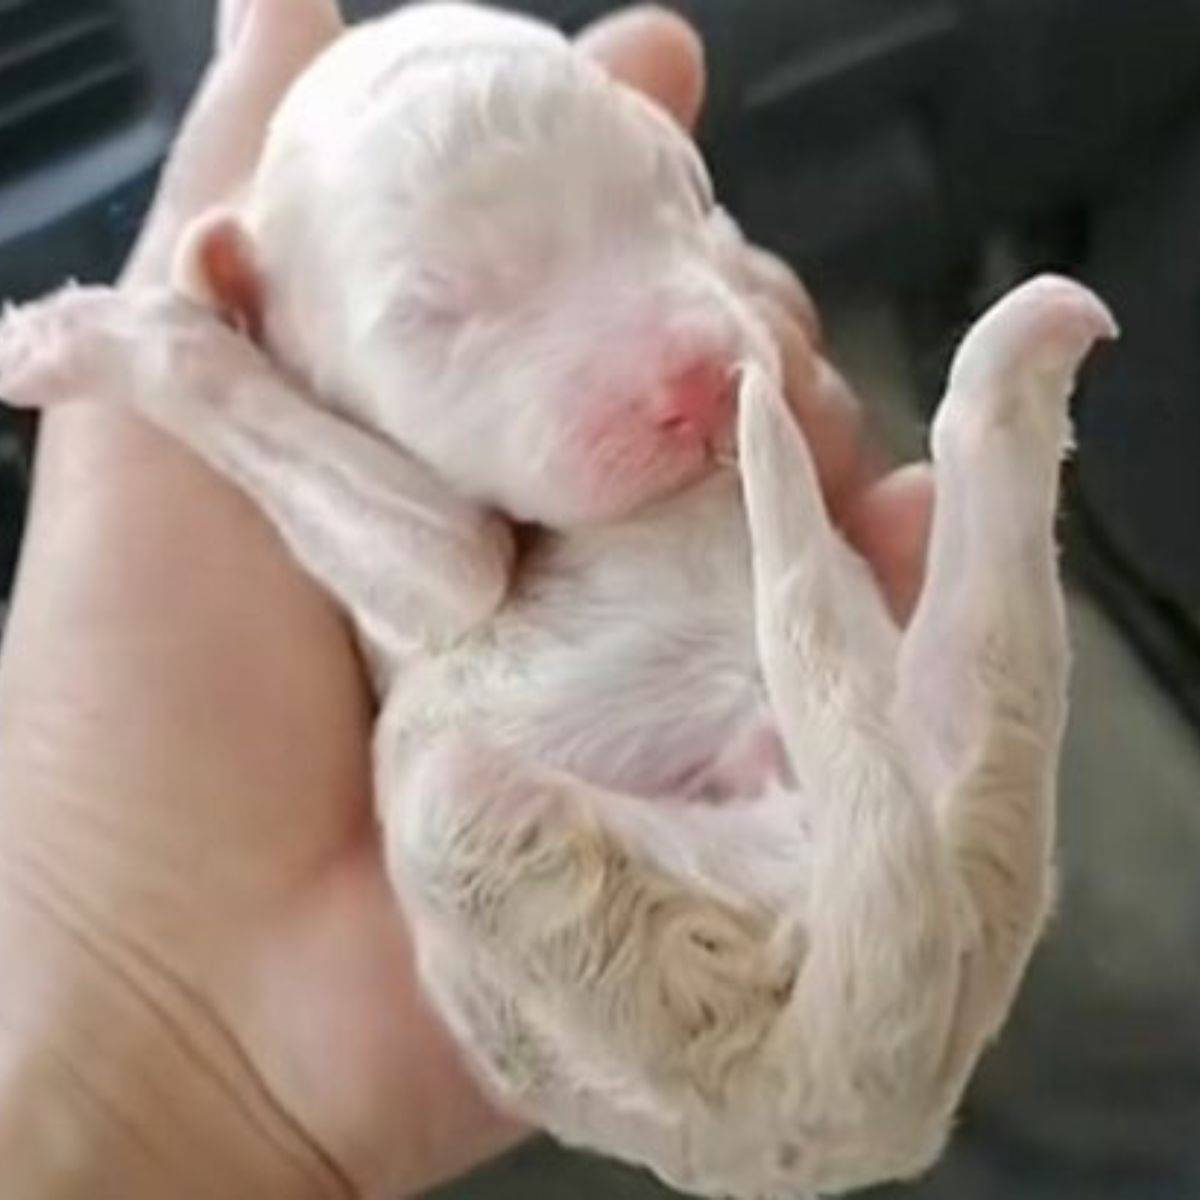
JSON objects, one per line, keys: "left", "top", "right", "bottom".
{"left": 0, "top": 283, "right": 261, "bottom": 418}
{"left": 0, "top": 284, "right": 123, "bottom": 408}
{"left": 938, "top": 275, "right": 1118, "bottom": 462}
{"left": 967, "top": 275, "right": 1117, "bottom": 374}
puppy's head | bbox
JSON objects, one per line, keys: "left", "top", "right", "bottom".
{"left": 178, "top": 5, "right": 769, "bottom": 527}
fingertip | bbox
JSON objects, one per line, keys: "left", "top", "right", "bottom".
{"left": 745, "top": 246, "right": 823, "bottom": 346}
{"left": 578, "top": 5, "right": 706, "bottom": 130}
{"left": 235, "top": 0, "right": 342, "bottom": 71}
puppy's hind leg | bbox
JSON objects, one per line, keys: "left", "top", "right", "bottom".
{"left": 383, "top": 725, "right": 815, "bottom": 1192}
{"left": 894, "top": 276, "right": 1117, "bottom": 1093}
{"left": 387, "top": 730, "right": 803, "bottom": 1082}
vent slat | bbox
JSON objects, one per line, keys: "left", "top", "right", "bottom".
{"left": 0, "top": 4, "right": 101, "bottom": 45}
{"left": 0, "top": 0, "right": 141, "bottom": 182}
{"left": 0, "top": 61, "right": 134, "bottom": 138}
{"left": 0, "top": 28, "right": 128, "bottom": 102}
{"left": 0, "top": 14, "right": 113, "bottom": 77}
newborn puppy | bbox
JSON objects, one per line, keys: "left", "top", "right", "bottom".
{"left": 0, "top": 4, "right": 1116, "bottom": 1197}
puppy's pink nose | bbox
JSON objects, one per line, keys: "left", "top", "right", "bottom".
{"left": 657, "top": 360, "right": 732, "bottom": 440}
{"left": 654, "top": 358, "right": 732, "bottom": 443}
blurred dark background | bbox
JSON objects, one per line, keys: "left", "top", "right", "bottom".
{"left": 2, "top": 3, "right": 1200, "bottom": 1198}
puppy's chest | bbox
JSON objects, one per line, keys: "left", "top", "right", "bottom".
{"left": 399, "top": 482, "right": 777, "bottom": 798}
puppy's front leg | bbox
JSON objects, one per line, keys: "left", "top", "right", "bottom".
{"left": 0, "top": 286, "right": 512, "bottom": 659}
{"left": 895, "top": 277, "right": 1116, "bottom": 1093}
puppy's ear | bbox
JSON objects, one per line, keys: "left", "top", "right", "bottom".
{"left": 173, "top": 209, "right": 265, "bottom": 340}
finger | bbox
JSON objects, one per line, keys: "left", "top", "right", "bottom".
{"left": 216, "top": 0, "right": 254, "bottom": 56}
{"left": 124, "top": 0, "right": 343, "bottom": 286}
{"left": 809, "top": 358, "right": 871, "bottom": 511}
{"left": 577, "top": 6, "right": 706, "bottom": 131}
{"left": 840, "top": 464, "right": 934, "bottom": 625}
{"left": 743, "top": 244, "right": 822, "bottom": 346}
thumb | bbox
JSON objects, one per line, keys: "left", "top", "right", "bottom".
{"left": 840, "top": 464, "right": 934, "bottom": 625}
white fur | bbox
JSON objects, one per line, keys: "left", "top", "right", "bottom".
{"left": 0, "top": 5, "right": 1117, "bottom": 1196}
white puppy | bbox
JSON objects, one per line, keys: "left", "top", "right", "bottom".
{"left": 0, "top": 5, "right": 1116, "bottom": 1197}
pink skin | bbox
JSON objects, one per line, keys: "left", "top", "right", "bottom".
{"left": 682, "top": 722, "right": 789, "bottom": 801}
{"left": 653, "top": 355, "right": 735, "bottom": 441}
{"left": 570, "top": 351, "right": 736, "bottom": 518}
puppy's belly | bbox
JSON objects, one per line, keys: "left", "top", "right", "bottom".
{"left": 472, "top": 639, "right": 782, "bottom": 804}
{"left": 574, "top": 716, "right": 788, "bottom": 804}
{"left": 677, "top": 720, "right": 790, "bottom": 801}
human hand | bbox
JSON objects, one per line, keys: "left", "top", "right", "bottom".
{"left": 0, "top": 3, "right": 931, "bottom": 1199}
